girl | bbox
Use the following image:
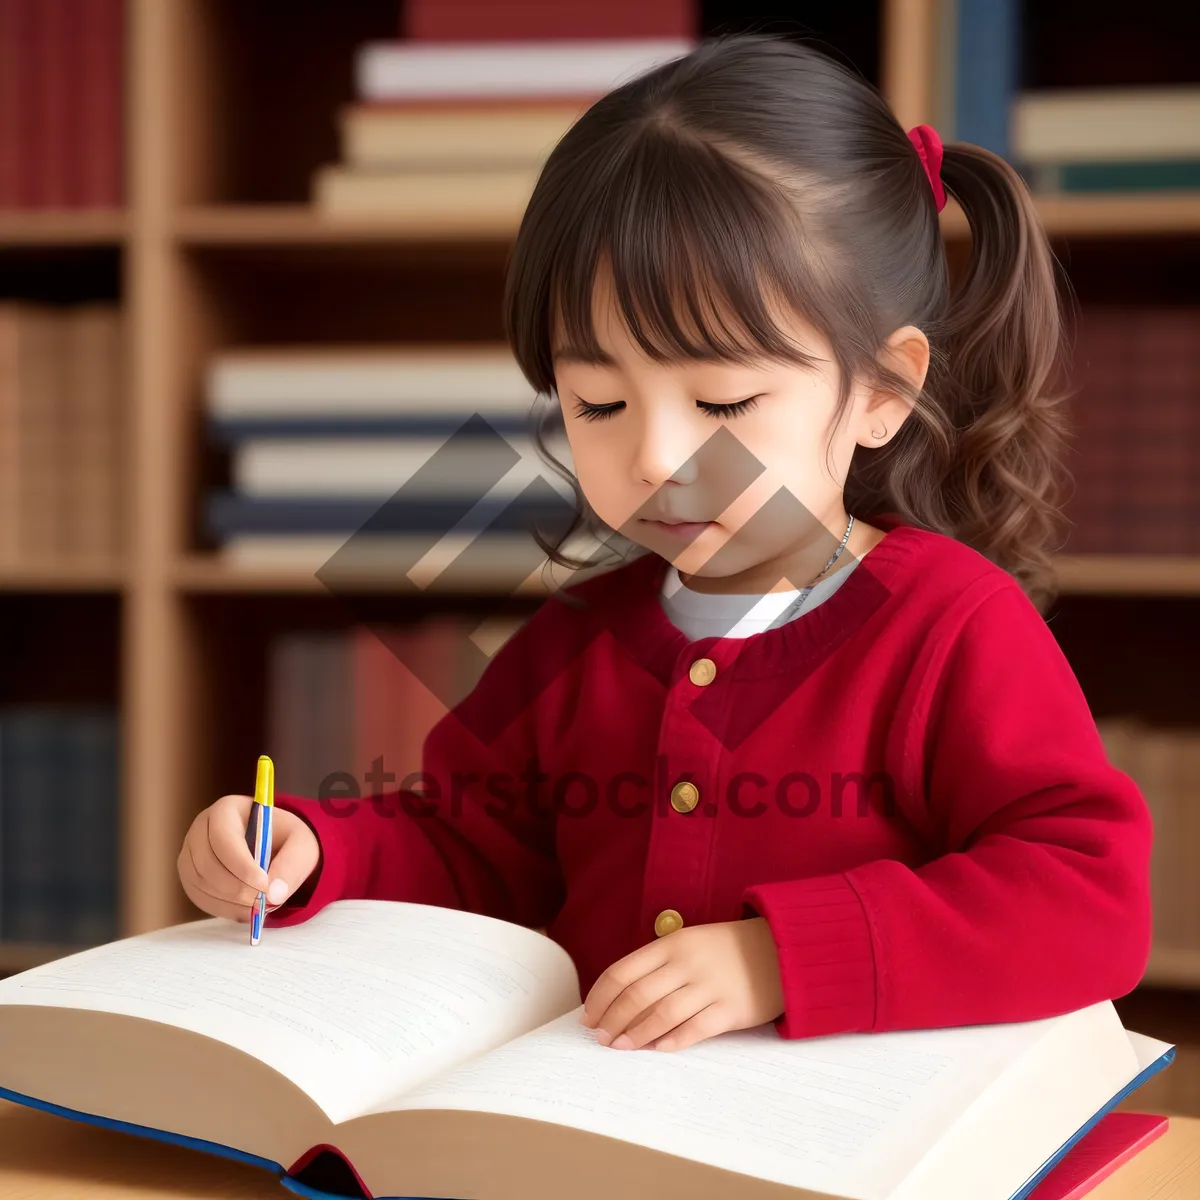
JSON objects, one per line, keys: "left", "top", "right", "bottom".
{"left": 178, "top": 35, "right": 1151, "bottom": 1054}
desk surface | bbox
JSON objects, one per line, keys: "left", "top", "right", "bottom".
{"left": 0, "top": 1100, "right": 1195, "bottom": 1198}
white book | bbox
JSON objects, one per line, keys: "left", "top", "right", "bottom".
{"left": 232, "top": 435, "right": 574, "bottom": 499}
{"left": 207, "top": 346, "right": 538, "bottom": 417}
{"left": 0, "top": 900, "right": 1176, "bottom": 1200}
{"left": 1012, "top": 86, "right": 1200, "bottom": 162}
{"left": 356, "top": 39, "right": 693, "bottom": 101}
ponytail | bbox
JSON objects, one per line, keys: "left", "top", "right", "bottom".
{"left": 926, "top": 144, "right": 1072, "bottom": 613}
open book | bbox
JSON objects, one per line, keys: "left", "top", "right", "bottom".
{"left": 0, "top": 900, "right": 1174, "bottom": 1200}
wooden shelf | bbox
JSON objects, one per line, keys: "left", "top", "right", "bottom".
{"left": 1054, "top": 556, "right": 1200, "bottom": 596}
{"left": 1144, "top": 949, "right": 1200, "bottom": 989}
{"left": 0, "top": 943, "right": 88, "bottom": 975}
{"left": 173, "top": 194, "right": 1200, "bottom": 249}
{"left": 942, "top": 193, "right": 1200, "bottom": 241}
{"left": 0, "top": 210, "right": 127, "bottom": 247}
{"left": 174, "top": 204, "right": 520, "bottom": 246}
{"left": 0, "top": 562, "right": 125, "bottom": 593}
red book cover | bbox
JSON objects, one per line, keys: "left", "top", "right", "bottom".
{"left": 75, "top": 0, "right": 123, "bottom": 207}
{"left": 0, "top": 0, "right": 20, "bottom": 206}
{"left": 404, "top": 0, "right": 697, "bottom": 42}
{"left": 32, "top": 0, "right": 72, "bottom": 207}
{"left": 1026, "top": 1112, "right": 1169, "bottom": 1200}
{"left": 11, "top": 0, "right": 37, "bottom": 206}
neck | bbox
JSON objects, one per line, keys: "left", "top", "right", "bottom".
{"left": 677, "top": 509, "right": 866, "bottom": 596}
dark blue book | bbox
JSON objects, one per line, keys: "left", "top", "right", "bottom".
{"left": 204, "top": 492, "right": 578, "bottom": 539}
{"left": 0, "top": 710, "right": 71, "bottom": 943}
{"left": 954, "top": 0, "right": 1020, "bottom": 159}
{"left": 59, "top": 709, "right": 119, "bottom": 945}
{"left": 210, "top": 413, "right": 547, "bottom": 443}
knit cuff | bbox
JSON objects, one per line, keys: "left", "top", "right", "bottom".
{"left": 742, "top": 873, "right": 877, "bottom": 1039}
{"left": 263, "top": 794, "right": 352, "bottom": 927}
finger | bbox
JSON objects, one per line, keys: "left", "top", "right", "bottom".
{"left": 206, "top": 795, "right": 271, "bottom": 894}
{"left": 651, "top": 1002, "right": 726, "bottom": 1052}
{"left": 181, "top": 818, "right": 258, "bottom": 909}
{"left": 592, "top": 962, "right": 684, "bottom": 1045}
{"left": 179, "top": 849, "right": 254, "bottom": 923}
{"left": 610, "top": 984, "right": 708, "bottom": 1051}
{"left": 263, "top": 812, "right": 321, "bottom": 906}
{"left": 581, "top": 942, "right": 668, "bottom": 1028}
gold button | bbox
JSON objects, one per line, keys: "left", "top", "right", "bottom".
{"left": 688, "top": 657, "right": 717, "bottom": 686}
{"left": 654, "top": 908, "right": 684, "bottom": 937}
{"left": 670, "top": 781, "right": 699, "bottom": 813}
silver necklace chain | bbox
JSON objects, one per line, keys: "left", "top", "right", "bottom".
{"left": 771, "top": 513, "right": 856, "bottom": 628}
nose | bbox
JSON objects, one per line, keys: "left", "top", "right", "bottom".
{"left": 633, "top": 405, "right": 703, "bottom": 489}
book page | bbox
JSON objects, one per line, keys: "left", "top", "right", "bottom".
{"left": 0, "top": 900, "right": 580, "bottom": 1125}
{"left": 373, "top": 1005, "right": 1110, "bottom": 1200}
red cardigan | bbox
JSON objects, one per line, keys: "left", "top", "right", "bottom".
{"left": 269, "top": 516, "right": 1152, "bottom": 1040}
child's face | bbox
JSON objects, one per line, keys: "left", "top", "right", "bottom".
{"left": 552, "top": 271, "right": 914, "bottom": 588}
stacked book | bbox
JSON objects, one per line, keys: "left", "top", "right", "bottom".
{"left": 266, "top": 615, "right": 524, "bottom": 802}
{"left": 1061, "top": 308, "right": 1200, "bottom": 555}
{"left": 204, "top": 344, "right": 599, "bottom": 590}
{"left": 931, "top": 1, "right": 1200, "bottom": 194}
{"left": 0, "top": 0, "right": 124, "bottom": 209}
{"left": 312, "top": 0, "right": 695, "bottom": 220}
{"left": 0, "top": 705, "right": 120, "bottom": 945}
{"left": 1097, "top": 717, "right": 1200, "bottom": 968}
{"left": 1013, "top": 86, "right": 1200, "bottom": 195}
{"left": 0, "top": 303, "right": 124, "bottom": 567}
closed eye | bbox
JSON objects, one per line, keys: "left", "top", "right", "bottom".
{"left": 571, "top": 394, "right": 765, "bottom": 423}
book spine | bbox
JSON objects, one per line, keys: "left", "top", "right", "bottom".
{"left": 61, "top": 708, "right": 119, "bottom": 944}
{"left": 403, "top": 0, "right": 697, "bottom": 41}
{"left": 0, "top": 307, "right": 19, "bottom": 566}
{"left": 33, "top": 0, "right": 72, "bottom": 207}
{"left": 0, "top": 0, "right": 20, "bottom": 207}
{"left": 1031, "top": 159, "right": 1200, "bottom": 194}
{"left": 16, "top": 307, "right": 66, "bottom": 562}
{"left": 76, "top": 0, "right": 124, "bottom": 207}
{"left": 13, "top": 0, "right": 37, "bottom": 207}
{"left": 1, "top": 709, "right": 66, "bottom": 942}
{"left": 953, "top": 0, "right": 1019, "bottom": 159}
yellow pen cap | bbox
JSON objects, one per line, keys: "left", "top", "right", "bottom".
{"left": 254, "top": 755, "right": 275, "bottom": 807}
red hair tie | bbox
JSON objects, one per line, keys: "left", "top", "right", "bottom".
{"left": 907, "top": 125, "right": 946, "bottom": 212}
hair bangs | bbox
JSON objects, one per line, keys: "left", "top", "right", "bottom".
{"left": 547, "top": 127, "right": 828, "bottom": 379}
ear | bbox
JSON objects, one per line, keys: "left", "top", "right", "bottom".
{"left": 854, "top": 325, "right": 930, "bottom": 449}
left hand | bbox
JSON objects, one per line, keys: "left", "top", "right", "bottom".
{"left": 580, "top": 917, "right": 785, "bottom": 1052}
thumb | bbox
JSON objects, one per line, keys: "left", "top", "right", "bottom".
{"left": 265, "top": 820, "right": 320, "bottom": 906}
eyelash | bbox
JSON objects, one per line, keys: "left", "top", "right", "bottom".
{"left": 572, "top": 395, "right": 763, "bottom": 423}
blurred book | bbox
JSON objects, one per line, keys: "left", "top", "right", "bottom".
{"left": 0, "top": 303, "right": 124, "bottom": 567}
{"left": 1013, "top": 87, "right": 1200, "bottom": 164}
{"left": 1060, "top": 308, "right": 1200, "bottom": 555}
{"left": 0, "top": 0, "right": 124, "bottom": 209}
{"left": 355, "top": 39, "right": 693, "bottom": 102}
{"left": 203, "top": 344, "right": 600, "bottom": 586}
{"left": 314, "top": 16, "right": 695, "bottom": 218}
{"left": 1014, "top": 87, "right": 1200, "bottom": 197}
{"left": 338, "top": 99, "right": 593, "bottom": 171}
{"left": 0, "top": 705, "right": 120, "bottom": 945}
{"left": 932, "top": 0, "right": 1021, "bottom": 159}
{"left": 1096, "top": 717, "right": 1200, "bottom": 966}
{"left": 313, "top": 161, "right": 542, "bottom": 220}
{"left": 266, "top": 619, "right": 524, "bottom": 801}
{"left": 401, "top": 0, "right": 697, "bottom": 41}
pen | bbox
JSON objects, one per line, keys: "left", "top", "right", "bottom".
{"left": 245, "top": 754, "right": 274, "bottom": 946}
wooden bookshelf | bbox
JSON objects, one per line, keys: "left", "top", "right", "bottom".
{"left": 1, "top": 3, "right": 1198, "bottom": 1101}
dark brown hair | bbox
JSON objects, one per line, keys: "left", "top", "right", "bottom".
{"left": 503, "top": 33, "right": 1071, "bottom": 613}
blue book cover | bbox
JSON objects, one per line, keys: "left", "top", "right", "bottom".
{"left": 954, "top": 0, "right": 1020, "bottom": 159}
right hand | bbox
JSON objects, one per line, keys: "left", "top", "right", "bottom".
{"left": 177, "top": 794, "right": 320, "bottom": 923}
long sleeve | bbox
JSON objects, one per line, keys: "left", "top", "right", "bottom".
{"left": 266, "top": 603, "right": 568, "bottom": 932}
{"left": 742, "top": 580, "right": 1154, "bottom": 1040}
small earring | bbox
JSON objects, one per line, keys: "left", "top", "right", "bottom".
{"left": 871, "top": 426, "right": 888, "bottom": 440}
